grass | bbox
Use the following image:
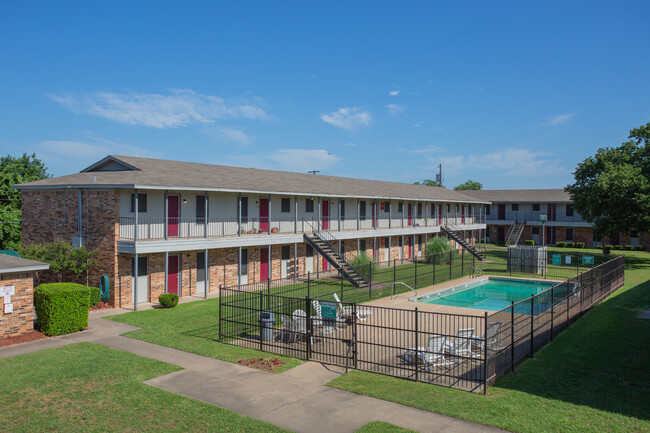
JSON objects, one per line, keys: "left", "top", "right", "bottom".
{"left": 327, "top": 248, "right": 650, "bottom": 433}
{"left": 354, "top": 421, "right": 417, "bottom": 433}
{"left": 0, "top": 342, "right": 288, "bottom": 432}
{"left": 108, "top": 297, "right": 302, "bottom": 373}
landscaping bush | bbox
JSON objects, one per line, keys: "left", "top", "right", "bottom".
{"left": 34, "top": 283, "right": 90, "bottom": 336}
{"left": 89, "top": 287, "right": 101, "bottom": 308}
{"left": 424, "top": 237, "right": 459, "bottom": 264}
{"left": 605, "top": 245, "right": 614, "bottom": 250}
{"left": 349, "top": 252, "right": 378, "bottom": 280}
{"left": 524, "top": 240, "right": 535, "bottom": 246}
{"left": 556, "top": 242, "right": 567, "bottom": 248}
{"left": 158, "top": 293, "right": 179, "bottom": 308}
{"left": 575, "top": 242, "right": 586, "bottom": 248}
{"left": 567, "top": 242, "right": 575, "bottom": 248}
{"left": 625, "top": 245, "right": 634, "bottom": 250}
{"left": 613, "top": 245, "right": 623, "bottom": 250}
{"left": 597, "top": 245, "right": 603, "bottom": 249}
{"left": 635, "top": 245, "right": 645, "bottom": 251}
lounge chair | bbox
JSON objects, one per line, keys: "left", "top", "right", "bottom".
{"left": 481, "top": 321, "right": 506, "bottom": 353}
{"left": 333, "top": 293, "right": 372, "bottom": 321}
{"left": 453, "top": 328, "right": 481, "bottom": 359}
{"left": 278, "top": 314, "right": 294, "bottom": 343}
{"left": 404, "top": 334, "right": 454, "bottom": 371}
{"left": 292, "top": 309, "right": 313, "bottom": 344}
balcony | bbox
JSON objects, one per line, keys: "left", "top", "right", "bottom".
{"left": 485, "top": 211, "right": 585, "bottom": 224}
{"left": 119, "top": 214, "right": 484, "bottom": 241}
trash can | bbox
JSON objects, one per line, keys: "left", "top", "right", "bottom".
{"left": 260, "top": 311, "right": 275, "bottom": 341}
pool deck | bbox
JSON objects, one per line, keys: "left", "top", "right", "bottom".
{"left": 365, "top": 274, "right": 564, "bottom": 316}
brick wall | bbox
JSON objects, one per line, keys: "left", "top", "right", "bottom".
{"left": 0, "top": 272, "right": 34, "bottom": 338}
{"left": 22, "top": 189, "right": 119, "bottom": 305}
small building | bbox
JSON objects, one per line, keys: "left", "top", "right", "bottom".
{"left": 0, "top": 254, "right": 49, "bottom": 338}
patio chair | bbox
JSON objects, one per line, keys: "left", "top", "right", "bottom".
{"left": 292, "top": 309, "right": 313, "bottom": 344}
{"left": 481, "top": 321, "right": 506, "bottom": 353}
{"left": 278, "top": 314, "right": 295, "bottom": 343}
{"left": 333, "top": 293, "right": 372, "bottom": 321}
{"left": 452, "top": 328, "right": 481, "bottom": 359}
{"left": 404, "top": 334, "right": 454, "bottom": 372}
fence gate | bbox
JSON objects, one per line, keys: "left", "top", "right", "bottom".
{"left": 308, "top": 298, "right": 356, "bottom": 368}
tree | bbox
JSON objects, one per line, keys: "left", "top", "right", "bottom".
{"left": 453, "top": 180, "right": 483, "bottom": 191}
{"left": 20, "top": 240, "right": 98, "bottom": 283}
{"left": 0, "top": 153, "right": 50, "bottom": 249}
{"left": 414, "top": 179, "right": 439, "bottom": 186}
{"left": 566, "top": 123, "right": 650, "bottom": 238}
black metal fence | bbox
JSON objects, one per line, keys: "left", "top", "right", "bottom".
{"left": 219, "top": 252, "right": 625, "bottom": 393}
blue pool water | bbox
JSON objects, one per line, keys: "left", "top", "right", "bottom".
{"left": 416, "top": 277, "right": 556, "bottom": 313}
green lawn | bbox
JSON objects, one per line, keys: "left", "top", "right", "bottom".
{"left": 354, "top": 421, "right": 417, "bottom": 433}
{"left": 0, "top": 342, "right": 288, "bottom": 433}
{"left": 108, "top": 297, "right": 302, "bottom": 373}
{"left": 328, "top": 248, "right": 650, "bottom": 433}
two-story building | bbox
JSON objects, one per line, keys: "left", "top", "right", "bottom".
{"left": 16, "top": 155, "right": 488, "bottom": 308}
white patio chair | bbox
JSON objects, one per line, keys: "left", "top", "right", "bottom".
{"left": 292, "top": 309, "right": 313, "bottom": 344}
{"left": 333, "top": 293, "right": 372, "bottom": 321}
{"left": 278, "top": 314, "right": 294, "bottom": 343}
{"left": 452, "top": 328, "right": 480, "bottom": 359}
{"left": 404, "top": 334, "right": 453, "bottom": 371}
{"left": 480, "top": 321, "right": 506, "bottom": 353}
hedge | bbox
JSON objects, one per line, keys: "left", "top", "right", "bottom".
{"left": 613, "top": 245, "right": 623, "bottom": 250}
{"left": 524, "top": 240, "right": 535, "bottom": 246}
{"left": 575, "top": 242, "right": 585, "bottom": 248}
{"left": 635, "top": 245, "right": 645, "bottom": 251}
{"left": 34, "top": 283, "right": 90, "bottom": 336}
{"left": 567, "top": 242, "right": 575, "bottom": 248}
{"left": 625, "top": 245, "right": 634, "bottom": 251}
{"left": 159, "top": 293, "right": 179, "bottom": 308}
{"left": 89, "top": 287, "right": 101, "bottom": 307}
{"left": 556, "top": 242, "right": 567, "bottom": 248}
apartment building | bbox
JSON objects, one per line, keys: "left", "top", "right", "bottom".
{"left": 16, "top": 155, "right": 488, "bottom": 308}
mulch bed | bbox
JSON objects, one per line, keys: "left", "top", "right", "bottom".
{"left": 90, "top": 301, "right": 112, "bottom": 311}
{"left": 0, "top": 330, "right": 47, "bottom": 348}
{"left": 238, "top": 357, "right": 284, "bottom": 372}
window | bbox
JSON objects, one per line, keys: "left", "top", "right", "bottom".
{"left": 399, "top": 236, "right": 403, "bottom": 247}
{"left": 281, "top": 245, "right": 290, "bottom": 260}
{"left": 431, "top": 203, "right": 435, "bottom": 216}
{"left": 532, "top": 203, "right": 540, "bottom": 212}
{"left": 281, "top": 198, "right": 290, "bottom": 213}
{"left": 360, "top": 201, "right": 366, "bottom": 220}
{"left": 240, "top": 197, "right": 248, "bottom": 222}
{"left": 360, "top": 239, "right": 366, "bottom": 252}
{"left": 398, "top": 202, "right": 403, "bottom": 213}
{"left": 130, "top": 193, "right": 147, "bottom": 213}
{"left": 340, "top": 200, "right": 345, "bottom": 220}
{"left": 485, "top": 205, "right": 491, "bottom": 215}
{"left": 468, "top": 206, "right": 472, "bottom": 216}
{"left": 132, "top": 256, "right": 147, "bottom": 277}
{"left": 306, "top": 244, "right": 314, "bottom": 257}
{"left": 305, "top": 198, "right": 314, "bottom": 213}
{"left": 197, "top": 252, "right": 205, "bottom": 282}
{"left": 239, "top": 249, "right": 248, "bottom": 276}
{"left": 566, "top": 204, "right": 574, "bottom": 217}
{"left": 447, "top": 204, "right": 450, "bottom": 212}
{"left": 512, "top": 204, "right": 519, "bottom": 211}
{"left": 417, "top": 203, "right": 423, "bottom": 218}
{"left": 196, "top": 195, "right": 205, "bottom": 220}
{"left": 456, "top": 204, "right": 459, "bottom": 212}
{"left": 565, "top": 228, "right": 574, "bottom": 241}
{"left": 384, "top": 201, "right": 391, "bottom": 212}
{"left": 532, "top": 227, "right": 540, "bottom": 235}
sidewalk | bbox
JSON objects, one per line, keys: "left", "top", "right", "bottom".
{"left": 0, "top": 312, "right": 503, "bottom": 433}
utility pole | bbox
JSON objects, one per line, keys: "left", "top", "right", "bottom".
{"left": 435, "top": 164, "right": 443, "bottom": 186}
{"left": 308, "top": 170, "right": 320, "bottom": 175}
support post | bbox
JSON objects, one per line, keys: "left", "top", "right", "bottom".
{"left": 218, "top": 285, "right": 222, "bottom": 341}
{"left": 294, "top": 195, "right": 298, "bottom": 234}
{"left": 368, "top": 263, "right": 372, "bottom": 299}
{"left": 268, "top": 194, "right": 272, "bottom": 236}
{"left": 511, "top": 301, "right": 515, "bottom": 372}
{"left": 414, "top": 307, "right": 419, "bottom": 382}
{"left": 393, "top": 258, "right": 396, "bottom": 284}
{"left": 164, "top": 251, "right": 168, "bottom": 293}
{"left": 205, "top": 248, "right": 209, "bottom": 299}
{"left": 550, "top": 285, "right": 554, "bottom": 339}
{"left": 204, "top": 191, "right": 209, "bottom": 239}
{"left": 414, "top": 256, "right": 418, "bottom": 288}
{"left": 238, "top": 193, "right": 242, "bottom": 236}
{"left": 259, "top": 292, "right": 263, "bottom": 352}
{"left": 449, "top": 250, "right": 453, "bottom": 280}
{"left": 307, "top": 272, "right": 311, "bottom": 298}
{"left": 133, "top": 253, "right": 138, "bottom": 311}
{"left": 164, "top": 190, "right": 168, "bottom": 240}
{"left": 530, "top": 294, "right": 535, "bottom": 358}
{"left": 483, "top": 311, "right": 489, "bottom": 395}
{"left": 134, "top": 189, "right": 139, "bottom": 242}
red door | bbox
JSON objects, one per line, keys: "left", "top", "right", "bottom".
{"left": 260, "top": 247, "right": 269, "bottom": 281}
{"left": 438, "top": 204, "right": 442, "bottom": 224}
{"left": 547, "top": 204, "right": 557, "bottom": 221}
{"left": 168, "top": 195, "right": 180, "bottom": 237}
{"left": 259, "top": 198, "right": 269, "bottom": 233}
{"left": 498, "top": 204, "right": 506, "bottom": 220}
{"left": 461, "top": 206, "right": 465, "bottom": 224}
{"left": 408, "top": 203, "right": 412, "bottom": 226}
{"left": 322, "top": 200, "right": 329, "bottom": 229}
{"left": 407, "top": 236, "right": 413, "bottom": 258}
{"left": 167, "top": 255, "right": 179, "bottom": 295}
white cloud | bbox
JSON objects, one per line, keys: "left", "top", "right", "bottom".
{"left": 48, "top": 89, "right": 268, "bottom": 129}
{"left": 320, "top": 107, "right": 372, "bottom": 130}
{"left": 389, "top": 90, "right": 400, "bottom": 96}
{"left": 228, "top": 149, "right": 341, "bottom": 172}
{"left": 438, "top": 149, "right": 564, "bottom": 178}
{"left": 411, "top": 145, "right": 442, "bottom": 154}
{"left": 542, "top": 112, "right": 578, "bottom": 126}
{"left": 385, "top": 104, "right": 404, "bottom": 115}
{"left": 212, "top": 127, "right": 252, "bottom": 145}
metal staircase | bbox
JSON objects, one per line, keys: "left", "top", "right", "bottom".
{"left": 441, "top": 225, "right": 486, "bottom": 261}
{"left": 505, "top": 218, "right": 526, "bottom": 246}
{"left": 303, "top": 221, "right": 369, "bottom": 288}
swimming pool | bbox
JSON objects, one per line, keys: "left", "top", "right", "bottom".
{"left": 415, "top": 277, "right": 557, "bottom": 312}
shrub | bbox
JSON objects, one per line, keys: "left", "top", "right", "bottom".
{"left": 613, "top": 245, "right": 623, "bottom": 250}
{"left": 556, "top": 242, "right": 567, "bottom": 248}
{"left": 575, "top": 242, "right": 585, "bottom": 248}
{"left": 567, "top": 242, "right": 575, "bottom": 248}
{"left": 625, "top": 245, "right": 634, "bottom": 250}
{"left": 605, "top": 245, "right": 614, "bottom": 250}
{"left": 159, "top": 293, "right": 179, "bottom": 308}
{"left": 524, "top": 240, "right": 535, "bottom": 246}
{"left": 635, "top": 245, "right": 645, "bottom": 251}
{"left": 596, "top": 245, "right": 603, "bottom": 249}
{"left": 349, "top": 252, "right": 378, "bottom": 280}
{"left": 34, "top": 283, "right": 90, "bottom": 336}
{"left": 89, "top": 287, "right": 101, "bottom": 307}
{"left": 424, "top": 237, "right": 459, "bottom": 264}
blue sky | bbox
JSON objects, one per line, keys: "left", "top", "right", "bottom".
{"left": 1, "top": 1, "right": 649, "bottom": 189}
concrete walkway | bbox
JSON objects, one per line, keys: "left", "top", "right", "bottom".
{"left": 0, "top": 310, "right": 503, "bottom": 433}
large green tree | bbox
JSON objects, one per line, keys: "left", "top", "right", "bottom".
{"left": 453, "top": 180, "right": 483, "bottom": 191}
{"left": 566, "top": 123, "right": 650, "bottom": 238}
{"left": 0, "top": 153, "right": 50, "bottom": 250}
{"left": 413, "top": 179, "right": 439, "bottom": 186}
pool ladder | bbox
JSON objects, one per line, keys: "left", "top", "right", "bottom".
{"left": 391, "top": 282, "right": 418, "bottom": 300}
{"left": 471, "top": 266, "right": 485, "bottom": 279}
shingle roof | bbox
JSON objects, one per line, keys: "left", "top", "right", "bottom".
{"left": 460, "top": 189, "right": 572, "bottom": 203}
{"left": 0, "top": 254, "right": 49, "bottom": 273}
{"left": 14, "top": 155, "right": 489, "bottom": 203}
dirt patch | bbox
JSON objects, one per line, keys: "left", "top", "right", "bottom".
{"left": 0, "top": 330, "right": 47, "bottom": 348}
{"left": 90, "top": 301, "right": 112, "bottom": 311}
{"left": 238, "top": 357, "right": 284, "bottom": 372}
